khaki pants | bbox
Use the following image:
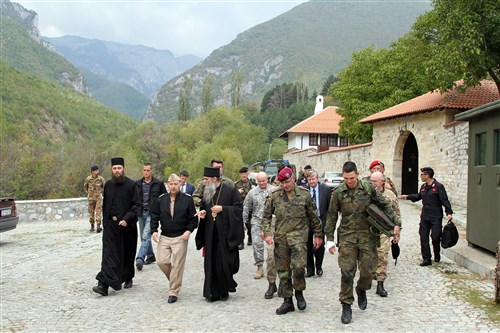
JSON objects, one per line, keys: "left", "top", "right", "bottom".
{"left": 156, "top": 235, "right": 189, "bottom": 297}
{"left": 375, "top": 234, "right": 390, "bottom": 282}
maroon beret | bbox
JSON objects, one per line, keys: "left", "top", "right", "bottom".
{"left": 277, "top": 167, "right": 293, "bottom": 181}
{"left": 369, "top": 160, "right": 383, "bottom": 170}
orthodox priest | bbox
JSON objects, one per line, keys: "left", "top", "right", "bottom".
{"left": 195, "top": 167, "right": 244, "bottom": 302}
{"left": 92, "top": 157, "right": 140, "bottom": 296}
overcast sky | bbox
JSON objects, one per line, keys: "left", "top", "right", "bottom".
{"left": 16, "top": 0, "right": 308, "bottom": 58}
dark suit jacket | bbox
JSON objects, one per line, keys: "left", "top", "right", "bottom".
{"left": 183, "top": 182, "right": 195, "bottom": 196}
{"left": 308, "top": 183, "right": 332, "bottom": 228}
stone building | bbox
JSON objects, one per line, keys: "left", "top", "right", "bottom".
{"left": 284, "top": 81, "right": 499, "bottom": 208}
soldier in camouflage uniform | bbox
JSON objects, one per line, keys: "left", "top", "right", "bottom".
{"left": 325, "top": 161, "right": 401, "bottom": 324}
{"left": 235, "top": 166, "right": 256, "bottom": 249}
{"left": 369, "top": 171, "right": 401, "bottom": 298}
{"left": 84, "top": 166, "right": 105, "bottom": 232}
{"left": 243, "top": 172, "right": 278, "bottom": 298}
{"left": 363, "top": 160, "right": 398, "bottom": 196}
{"left": 262, "top": 167, "right": 323, "bottom": 315}
{"left": 192, "top": 159, "right": 234, "bottom": 207}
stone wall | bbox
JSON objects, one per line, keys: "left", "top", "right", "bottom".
{"left": 16, "top": 198, "right": 88, "bottom": 223}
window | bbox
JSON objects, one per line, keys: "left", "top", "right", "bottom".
{"left": 328, "top": 134, "right": 338, "bottom": 147}
{"left": 309, "top": 133, "right": 318, "bottom": 146}
{"left": 475, "top": 132, "right": 487, "bottom": 166}
{"left": 339, "top": 137, "right": 348, "bottom": 147}
{"left": 320, "top": 134, "right": 329, "bottom": 146}
{"left": 495, "top": 129, "right": 500, "bottom": 165}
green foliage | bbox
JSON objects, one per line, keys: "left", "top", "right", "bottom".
{"left": 0, "top": 61, "right": 138, "bottom": 199}
{"left": 412, "top": 0, "right": 500, "bottom": 93}
{"left": 201, "top": 73, "right": 215, "bottom": 113}
{"left": 178, "top": 76, "right": 193, "bottom": 121}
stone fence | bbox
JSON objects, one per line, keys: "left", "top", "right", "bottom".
{"left": 16, "top": 198, "right": 88, "bottom": 223}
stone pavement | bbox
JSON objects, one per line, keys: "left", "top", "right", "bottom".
{"left": 1, "top": 201, "right": 499, "bottom": 332}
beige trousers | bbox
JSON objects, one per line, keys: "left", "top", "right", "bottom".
{"left": 156, "top": 234, "right": 189, "bottom": 296}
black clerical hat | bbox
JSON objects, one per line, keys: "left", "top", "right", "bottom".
{"left": 111, "top": 157, "right": 125, "bottom": 166}
{"left": 204, "top": 167, "right": 220, "bottom": 178}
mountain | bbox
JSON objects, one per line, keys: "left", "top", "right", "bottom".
{"left": 81, "top": 69, "right": 150, "bottom": 120}
{"left": 0, "top": 0, "right": 88, "bottom": 94}
{"left": 45, "top": 35, "right": 202, "bottom": 98}
{"left": 145, "top": 0, "right": 431, "bottom": 124}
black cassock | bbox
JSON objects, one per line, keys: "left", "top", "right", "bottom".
{"left": 195, "top": 183, "right": 244, "bottom": 300}
{"left": 96, "top": 177, "right": 140, "bottom": 290}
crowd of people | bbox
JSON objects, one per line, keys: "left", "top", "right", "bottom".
{"left": 86, "top": 157, "right": 453, "bottom": 324}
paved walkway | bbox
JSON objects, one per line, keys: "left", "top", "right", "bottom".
{"left": 1, "top": 201, "right": 499, "bottom": 332}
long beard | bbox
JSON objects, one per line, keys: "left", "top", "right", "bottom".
{"left": 203, "top": 181, "right": 217, "bottom": 205}
{"left": 112, "top": 173, "right": 125, "bottom": 184}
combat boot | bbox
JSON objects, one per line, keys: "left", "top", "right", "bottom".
{"left": 264, "top": 282, "right": 277, "bottom": 299}
{"left": 90, "top": 224, "right": 95, "bottom": 232}
{"left": 356, "top": 286, "right": 367, "bottom": 310}
{"left": 341, "top": 303, "right": 352, "bottom": 324}
{"left": 295, "top": 290, "right": 307, "bottom": 310}
{"left": 276, "top": 297, "right": 295, "bottom": 315}
{"left": 254, "top": 265, "right": 264, "bottom": 279}
{"left": 376, "top": 281, "right": 388, "bottom": 297}
{"left": 96, "top": 224, "right": 102, "bottom": 233}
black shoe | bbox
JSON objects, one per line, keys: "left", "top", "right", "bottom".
{"left": 90, "top": 226, "right": 95, "bottom": 232}
{"left": 124, "top": 280, "right": 133, "bottom": 289}
{"left": 92, "top": 284, "right": 108, "bottom": 296}
{"left": 376, "top": 281, "right": 388, "bottom": 297}
{"left": 96, "top": 226, "right": 102, "bottom": 233}
{"left": 168, "top": 296, "right": 177, "bottom": 303}
{"left": 295, "top": 291, "right": 307, "bottom": 310}
{"left": 264, "top": 283, "right": 277, "bottom": 299}
{"left": 355, "top": 286, "right": 367, "bottom": 310}
{"left": 420, "top": 260, "right": 432, "bottom": 266}
{"left": 145, "top": 256, "right": 156, "bottom": 265}
{"left": 341, "top": 303, "right": 352, "bottom": 324}
{"left": 238, "top": 243, "right": 244, "bottom": 250}
{"left": 316, "top": 268, "right": 323, "bottom": 276}
{"left": 206, "top": 296, "right": 219, "bottom": 302}
{"left": 220, "top": 294, "right": 229, "bottom": 301}
{"left": 247, "top": 238, "right": 252, "bottom": 246}
{"left": 276, "top": 297, "right": 295, "bottom": 315}
{"left": 305, "top": 270, "right": 314, "bottom": 278}
{"left": 136, "top": 260, "right": 144, "bottom": 271}
{"left": 434, "top": 254, "right": 441, "bottom": 263}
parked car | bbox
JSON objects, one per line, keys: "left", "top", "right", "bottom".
{"left": 319, "top": 172, "right": 343, "bottom": 188}
{"left": 0, "top": 197, "right": 19, "bottom": 232}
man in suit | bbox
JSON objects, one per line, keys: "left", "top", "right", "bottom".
{"left": 306, "top": 170, "right": 332, "bottom": 277}
{"left": 180, "top": 170, "right": 195, "bottom": 195}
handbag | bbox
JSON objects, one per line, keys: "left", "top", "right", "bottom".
{"left": 366, "top": 203, "right": 396, "bottom": 237}
{"left": 441, "top": 220, "right": 459, "bottom": 248}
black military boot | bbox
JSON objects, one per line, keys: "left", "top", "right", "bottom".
{"left": 92, "top": 282, "right": 108, "bottom": 296}
{"left": 90, "top": 224, "right": 95, "bottom": 232}
{"left": 96, "top": 224, "right": 102, "bottom": 233}
{"left": 295, "top": 290, "right": 307, "bottom": 310}
{"left": 355, "top": 286, "right": 367, "bottom": 310}
{"left": 376, "top": 281, "right": 388, "bottom": 297}
{"left": 341, "top": 303, "right": 352, "bottom": 324}
{"left": 276, "top": 297, "right": 295, "bottom": 315}
{"left": 264, "top": 282, "right": 277, "bottom": 299}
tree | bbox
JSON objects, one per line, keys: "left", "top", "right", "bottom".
{"left": 412, "top": 0, "right": 500, "bottom": 93}
{"left": 178, "top": 76, "right": 192, "bottom": 121}
{"left": 321, "top": 74, "right": 339, "bottom": 96}
{"left": 201, "top": 73, "right": 215, "bottom": 113}
{"left": 230, "top": 69, "right": 244, "bottom": 108}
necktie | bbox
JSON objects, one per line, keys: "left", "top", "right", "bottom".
{"left": 312, "top": 188, "right": 319, "bottom": 215}
{"left": 170, "top": 199, "right": 174, "bottom": 218}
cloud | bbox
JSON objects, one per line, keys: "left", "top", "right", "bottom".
{"left": 16, "top": 1, "right": 306, "bottom": 57}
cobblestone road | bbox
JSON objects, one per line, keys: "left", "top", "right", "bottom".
{"left": 1, "top": 201, "right": 498, "bottom": 332}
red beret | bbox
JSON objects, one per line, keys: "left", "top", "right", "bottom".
{"left": 369, "top": 160, "right": 382, "bottom": 170}
{"left": 277, "top": 167, "right": 293, "bottom": 181}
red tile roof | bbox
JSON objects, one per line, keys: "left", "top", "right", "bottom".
{"left": 281, "top": 106, "right": 342, "bottom": 135}
{"left": 360, "top": 80, "right": 499, "bottom": 123}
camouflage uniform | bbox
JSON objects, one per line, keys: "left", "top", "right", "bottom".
{"left": 325, "top": 179, "right": 401, "bottom": 305}
{"left": 84, "top": 174, "right": 105, "bottom": 228}
{"left": 243, "top": 184, "right": 276, "bottom": 283}
{"left": 375, "top": 189, "right": 401, "bottom": 282}
{"left": 192, "top": 176, "right": 234, "bottom": 207}
{"left": 262, "top": 185, "right": 322, "bottom": 298}
{"left": 236, "top": 178, "right": 255, "bottom": 244}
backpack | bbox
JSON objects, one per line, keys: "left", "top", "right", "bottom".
{"left": 441, "top": 221, "right": 459, "bottom": 248}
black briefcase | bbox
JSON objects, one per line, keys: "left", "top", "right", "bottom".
{"left": 441, "top": 221, "right": 459, "bottom": 248}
